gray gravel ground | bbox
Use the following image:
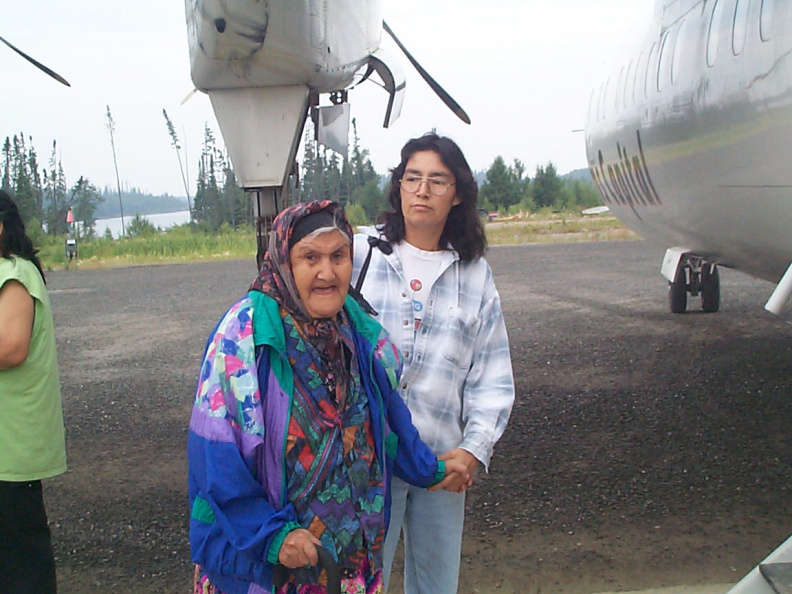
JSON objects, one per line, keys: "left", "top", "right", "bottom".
{"left": 43, "top": 240, "right": 792, "bottom": 593}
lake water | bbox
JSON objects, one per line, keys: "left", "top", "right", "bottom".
{"left": 95, "top": 210, "right": 192, "bottom": 238}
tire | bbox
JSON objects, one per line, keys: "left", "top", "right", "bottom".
{"left": 701, "top": 264, "right": 720, "bottom": 313}
{"left": 669, "top": 267, "right": 687, "bottom": 314}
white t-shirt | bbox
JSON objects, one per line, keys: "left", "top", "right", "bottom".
{"left": 394, "top": 241, "right": 445, "bottom": 332}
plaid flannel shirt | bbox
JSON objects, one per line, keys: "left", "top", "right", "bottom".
{"left": 353, "top": 228, "right": 515, "bottom": 469}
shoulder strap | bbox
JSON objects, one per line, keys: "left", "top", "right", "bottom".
{"left": 349, "top": 235, "right": 393, "bottom": 317}
{"left": 355, "top": 235, "right": 392, "bottom": 294}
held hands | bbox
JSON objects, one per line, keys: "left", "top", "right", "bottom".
{"left": 428, "top": 449, "right": 480, "bottom": 493}
{"left": 278, "top": 528, "right": 322, "bottom": 569}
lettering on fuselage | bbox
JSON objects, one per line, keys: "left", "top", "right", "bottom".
{"left": 589, "top": 130, "right": 661, "bottom": 209}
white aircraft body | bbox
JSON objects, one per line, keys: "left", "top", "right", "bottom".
{"left": 585, "top": 0, "right": 792, "bottom": 315}
{"left": 727, "top": 533, "right": 792, "bottom": 593}
{"left": 588, "top": 1, "right": 792, "bottom": 589}
{"left": 184, "top": 0, "right": 467, "bottom": 262}
{"left": 186, "top": 0, "right": 384, "bottom": 191}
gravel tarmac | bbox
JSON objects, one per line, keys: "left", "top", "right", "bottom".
{"left": 43, "top": 239, "right": 792, "bottom": 593}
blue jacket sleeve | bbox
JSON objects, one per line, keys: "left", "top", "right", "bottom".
{"left": 383, "top": 382, "right": 443, "bottom": 487}
{"left": 366, "top": 341, "right": 440, "bottom": 488}
{"left": 188, "top": 430, "right": 298, "bottom": 589}
{"left": 187, "top": 302, "right": 298, "bottom": 592}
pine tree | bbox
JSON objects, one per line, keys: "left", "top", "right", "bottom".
{"left": 1, "top": 137, "right": 10, "bottom": 193}
{"left": 511, "top": 158, "right": 534, "bottom": 212}
{"left": 27, "top": 140, "right": 44, "bottom": 220}
{"left": 353, "top": 178, "right": 387, "bottom": 223}
{"left": 479, "top": 156, "right": 518, "bottom": 211}
{"left": 532, "top": 162, "right": 564, "bottom": 210}
{"left": 298, "top": 119, "right": 384, "bottom": 222}
{"left": 71, "top": 176, "right": 103, "bottom": 238}
{"left": 43, "top": 141, "right": 70, "bottom": 235}
{"left": 300, "top": 126, "right": 319, "bottom": 203}
{"left": 11, "top": 135, "right": 39, "bottom": 223}
{"left": 193, "top": 155, "right": 208, "bottom": 224}
{"left": 1, "top": 134, "right": 45, "bottom": 225}
{"left": 222, "top": 163, "right": 247, "bottom": 228}
{"left": 339, "top": 158, "right": 352, "bottom": 205}
{"left": 326, "top": 150, "right": 342, "bottom": 202}
{"left": 193, "top": 124, "right": 228, "bottom": 229}
{"left": 349, "top": 119, "right": 378, "bottom": 190}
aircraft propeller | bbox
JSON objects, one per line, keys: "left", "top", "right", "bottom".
{"left": 382, "top": 21, "right": 470, "bottom": 124}
{"left": 0, "top": 35, "right": 70, "bottom": 87}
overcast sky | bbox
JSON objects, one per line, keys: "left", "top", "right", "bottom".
{"left": 1, "top": 0, "right": 655, "bottom": 200}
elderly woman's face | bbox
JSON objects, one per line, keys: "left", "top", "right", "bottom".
{"left": 289, "top": 229, "right": 352, "bottom": 319}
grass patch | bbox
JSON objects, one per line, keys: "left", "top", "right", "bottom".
{"left": 39, "top": 225, "right": 257, "bottom": 271}
{"left": 38, "top": 213, "right": 636, "bottom": 271}
{"left": 484, "top": 213, "right": 638, "bottom": 245}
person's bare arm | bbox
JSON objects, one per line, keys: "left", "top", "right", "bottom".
{"left": 0, "top": 280, "right": 34, "bottom": 369}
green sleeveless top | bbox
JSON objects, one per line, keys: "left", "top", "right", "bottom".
{"left": 0, "top": 256, "right": 66, "bottom": 481}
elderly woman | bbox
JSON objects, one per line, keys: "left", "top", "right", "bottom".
{"left": 188, "top": 201, "right": 467, "bottom": 594}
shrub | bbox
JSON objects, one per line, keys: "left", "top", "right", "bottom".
{"left": 127, "top": 214, "right": 160, "bottom": 237}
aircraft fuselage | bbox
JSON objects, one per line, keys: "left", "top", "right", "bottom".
{"left": 586, "top": 0, "right": 792, "bottom": 284}
{"left": 186, "top": 0, "right": 382, "bottom": 93}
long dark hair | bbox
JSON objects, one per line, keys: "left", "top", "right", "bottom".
{"left": 0, "top": 190, "right": 46, "bottom": 282}
{"left": 377, "top": 132, "right": 486, "bottom": 261}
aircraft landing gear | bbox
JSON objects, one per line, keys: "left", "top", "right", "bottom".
{"left": 669, "top": 266, "right": 687, "bottom": 313}
{"left": 667, "top": 256, "right": 720, "bottom": 314}
{"left": 700, "top": 263, "right": 720, "bottom": 313}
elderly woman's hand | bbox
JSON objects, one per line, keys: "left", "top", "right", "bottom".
{"left": 278, "top": 528, "right": 322, "bottom": 569}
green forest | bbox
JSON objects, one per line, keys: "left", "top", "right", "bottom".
{"left": 2, "top": 118, "right": 602, "bottom": 241}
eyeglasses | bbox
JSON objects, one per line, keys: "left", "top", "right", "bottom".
{"left": 400, "top": 175, "right": 455, "bottom": 196}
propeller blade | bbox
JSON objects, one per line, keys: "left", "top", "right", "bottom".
{"left": 382, "top": 21, "right": 470, "bottom": 124}
{"left": 0, "top": 35, "right": 71, "bottom": 87}
{"left": 180, "top": 88, "right": 198, "bottom": 105}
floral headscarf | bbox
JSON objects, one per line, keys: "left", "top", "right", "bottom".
{"left": 250, "top": 200, "right": 353, "bottom": 323}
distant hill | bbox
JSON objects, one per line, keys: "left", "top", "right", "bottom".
{"left": 96, "top": 187, "right": 189, "bottom": 219}
{"left": 473, "top": 170, "right": 488, "bottom": 186}
{"left": 563, "top": 167, "right": 593, "bottom": 183}
{"left": 473, "top": 167, "right": 592, "bottom": 185}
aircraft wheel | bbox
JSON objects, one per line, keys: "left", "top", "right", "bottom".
{"left": 669, "top": 267, "right": 687, "bottom": 314}
{"left": 701, "top": 264, "right": 720, "bottom": 313}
